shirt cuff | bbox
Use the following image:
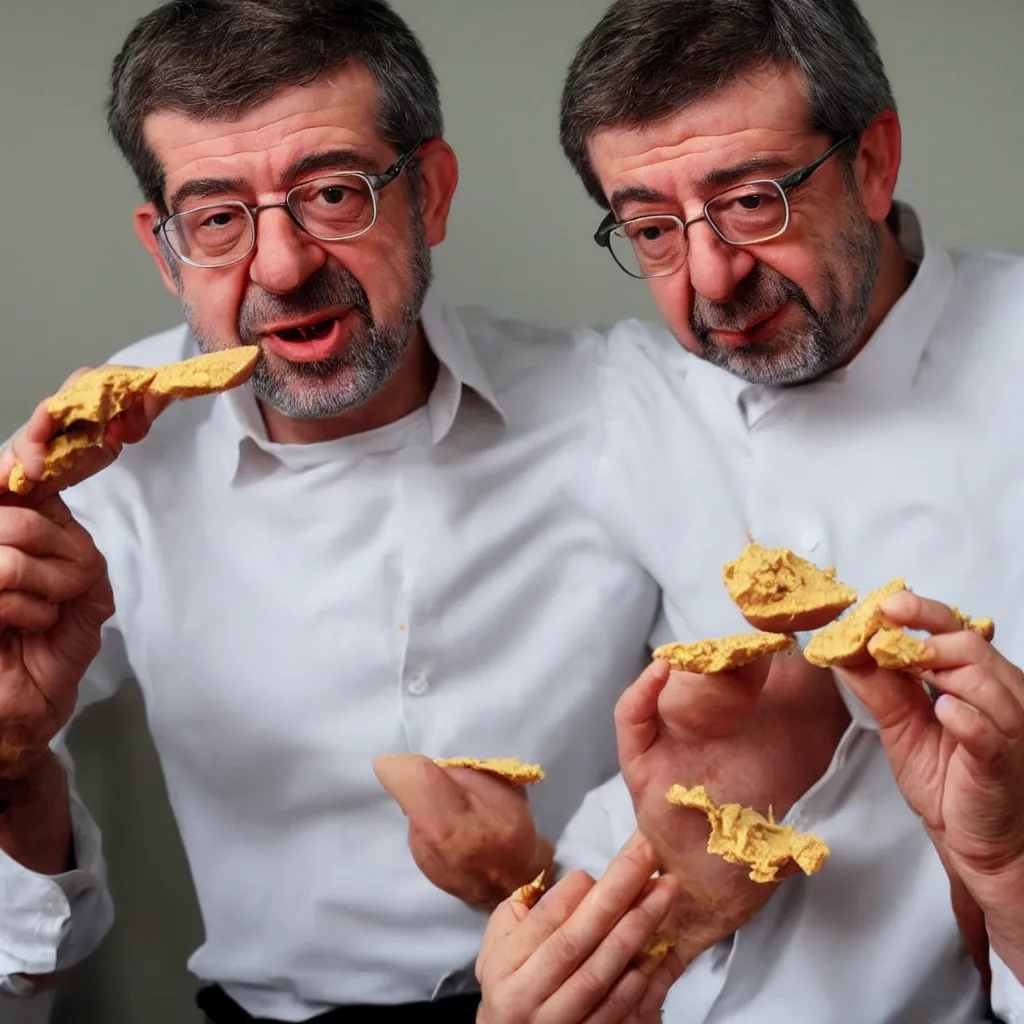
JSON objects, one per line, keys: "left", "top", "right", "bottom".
{"left": 0, "top": 789, "right": 113, "bottom": 996}
{"left": 992, "top": 948, "right": 1024, "bottom": 1023}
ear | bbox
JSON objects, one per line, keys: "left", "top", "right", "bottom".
{"left": 134, "top": 202, "right": 182, "bottom": 296}
{"left": 413, "top": 138, "right": 459, "bottom": 248}
{"left": 854, "top": 111, "right": 902, "bottom": 225}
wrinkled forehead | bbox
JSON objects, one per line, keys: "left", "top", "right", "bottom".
{"left": 142, "top": 65, "right": 387, "bottom": 200}
{"left": 587, "top": 66, "right": 815, "bottom": 204}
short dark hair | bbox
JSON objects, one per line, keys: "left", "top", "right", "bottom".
{"left": 109, "top": 0, "right": 443, "bottom": 210}
{"left": 560, "top": 0, "right": 896, "bottom": 207}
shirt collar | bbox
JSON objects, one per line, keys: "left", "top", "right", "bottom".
{"left": 209, "top": 286, "right": 506, "bottom": 479}
{"left": 826, "top": 203, "right": 954, "bottom": 398}
{"left": 687, "top": 202, "right": 956, "bottom": 422}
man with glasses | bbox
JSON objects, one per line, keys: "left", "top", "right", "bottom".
{"left": 0, "top": 1, "right": 761, "bottom": 1020}
{"left": 476, "top": 0, "right": 1024, "bottom": 1021}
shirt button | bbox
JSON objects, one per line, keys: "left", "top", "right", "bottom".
{"left": 800, "top": 530, "right": 820, "bottom": 553}
{"left": 407, "top": 674, "right": 429, "bottom": 696}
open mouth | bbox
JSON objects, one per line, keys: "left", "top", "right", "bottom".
{"left": 272, "top": 318, "right": 340, "bottom": 343}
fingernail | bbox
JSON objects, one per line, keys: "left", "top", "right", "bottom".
{"left": 881, "top": 594, "right": 909, "bottom": 615}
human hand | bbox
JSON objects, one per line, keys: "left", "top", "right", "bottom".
{"left": 374, "top": 754, "right": 553, "bottom": 910}
{"left": 616, "top": 651, "right": 849, "bottom": 943}
{"left": 476, "top": 833, "right": 680, "bottom": 1024}
{"left": 837, "top": 592, "right": 1024, "bottom": 977}
{"left": 0, "top": 495, "right": 113, "bottom": 779}
{"left": 0, "top": 367, "right": 170, "bottom": 498}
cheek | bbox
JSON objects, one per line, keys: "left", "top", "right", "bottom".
{"left": 650, "top": 275, "right": 700, "bottom": 351}
{"left": 750, "top": 228, "right": 838, "bottom": 307}
{"left": 327, "top": 217, "right": 420, "bottom": 314}
{"left": 180, "top": 266, "right": 250, "bottom": 334}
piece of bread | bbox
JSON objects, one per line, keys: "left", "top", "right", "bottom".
{"left": 6, "top": 347, "right": 258, "bottom": 495}
{"left": 803, "top": 578, "right": 907, "bottom": 667}
{"left": 653, "top": 632, "right": 796, "bottom": 674}
{"left": 867, "top": 628, "right": 930, "bottom": 670}
{"left": 723, "top": 542, "right": 858, "bottom": 632}
{"left": 433, "top": 756, "right": 546, "bottom": 786}
{"left": 666, "top": 784, "right": 830, "bottom": 883}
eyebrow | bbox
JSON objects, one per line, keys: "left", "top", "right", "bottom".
{"left": 697, "top": 157, "right": 795, "bottom": 190}
{"left": 170, "top": 177, "right": 246, "bottom": 211}
{"left": 168, "top": 149, "right": 382, "bottom": 212}
{"left": 610, "top": 184, "right": 672, "bottom": 216}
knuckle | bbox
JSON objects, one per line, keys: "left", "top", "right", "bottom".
{"left": 960, "top": 664, "right": 989, "bottom": 692}
{"left": 0, "top": 548, "right": 24, "bottom": 590}
{"left": 547, "top": 924, "right": 586, "bottom": 969}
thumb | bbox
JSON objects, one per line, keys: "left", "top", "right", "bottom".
{"left": 616, "top": 659, "right": 672, "bottom": 766}
{"left": 834, "top": 662, "right": 936, "bottom": 734}
{"left": 373, "top": 754, "right": 471, "bottom": 823}
{"left": 112, "top": 391, "right": 175, "bottom": 447}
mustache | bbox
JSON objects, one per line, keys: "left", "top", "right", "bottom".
{"left": 237, "top": 263, "right": 373, "bottom": 344}
{"left": 691, "top": 262, "right": 807, "bottom": 334}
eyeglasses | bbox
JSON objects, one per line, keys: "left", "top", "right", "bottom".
{"left": 154, "top": 142, "right": 424, "bottom": 269}
{"left": 594, "top": 136, "right": 851, "bottom": 280}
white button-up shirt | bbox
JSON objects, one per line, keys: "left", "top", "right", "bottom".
{"left": 558, "top": 205, "right": 1024, "bottom": 1022}
{"left": 0, "top": 291, "right": 671, "bottom": 1018}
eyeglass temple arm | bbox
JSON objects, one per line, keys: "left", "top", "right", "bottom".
{"left": 374, "top": 139, "right": 427, "bottom": 189}
{"left": 594, "top": 210, "right": 616, "bottom": 247}
{"left": 777, "top": 135, "right": 852, "bottom": 190}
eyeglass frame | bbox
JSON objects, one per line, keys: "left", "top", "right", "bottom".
{"left": 152, "top": 139, "right": 426, "bottom": 269}
{"left": 593, "top": 135, "right": 853, "bottom": 279}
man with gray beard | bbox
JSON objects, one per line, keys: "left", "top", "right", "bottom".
{"left": 0, "top": 0, "right": 759, "bottom": 1021}
{"left": 475, "top": 0, "right": 1024, "bottom": 1022}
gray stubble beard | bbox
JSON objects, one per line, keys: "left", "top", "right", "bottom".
{"left": 177, "top": 213, "right": 433, "bottom": 420}
{"left": 689, "top": 196, "right": 882, "bottom": 387}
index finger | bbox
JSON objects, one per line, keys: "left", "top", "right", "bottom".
{"left": 0, "top": 402, "right": 59, "bottom": 494}
{"left": 508, "top": 835, "right": 660, "bottom": 977}
{"left": 477, "top": 893, "right": 534, "bottom": 981}
{"left": 880, "top": 592, "right": 965, "bottom": 636}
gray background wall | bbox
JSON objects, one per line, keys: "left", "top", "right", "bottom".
{"left": 1, "top": 1, "right": 1022, "bottom": 1021}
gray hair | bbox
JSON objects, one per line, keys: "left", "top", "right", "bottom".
{"left": 108, "top": 0, "right": 443, "bottom": 211}
{"left": 560, "top": 0, "right": 896, "bottom": 207}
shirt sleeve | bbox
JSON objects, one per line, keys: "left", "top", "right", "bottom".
{"left": 555, "top": 773, "right": 638, "bottom": 880}
{"left": 992, "top": 949, "right": 1024, "bottom": 1024}
{"left": 0, "top": 491, "right": 131, "bottom": 996}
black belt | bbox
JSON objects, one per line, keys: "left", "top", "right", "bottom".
{"left": 196, "top": 984, "right": 482, "bottom": 1024}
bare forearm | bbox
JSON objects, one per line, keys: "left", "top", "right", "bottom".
{"left": 0, "top": 752, "right": 73, "bottom": 875}
{"left": 987, "top": 912, "right": 1024, "bottom": 986}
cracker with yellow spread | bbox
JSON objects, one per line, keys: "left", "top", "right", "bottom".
{"left": 803, "top": 578, "right": 907, "bottom": 667}
{"left": 511, "top": 870, "right": 547, "bottom": 908}
{"left": 867, "top": 628, "right": 930, "bottom": 670}
{"left": 148, "top": 347, "right": 260, "bottom": 398}
{"left": 433, "top": 757, "right": 546, "bottom": 786}
{"left": 723, "top": 542, "right": 858, "bottom": 633}
{"left": 952, "top": 607, "right": 995, "bottom": 642}
{"left": 634, "top": 933, "right": 678, "bottom": 976}
{"left": 667, "top": 784, "right": 830, "bottom": 883}
{"left": 653, "top": 632, "right": 796, "bottom": 674}
{"left": 7, "top": 347, "right": 259, "bottom": 495}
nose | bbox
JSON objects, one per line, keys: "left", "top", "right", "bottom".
{"left": 247, "top": 207, "right": 327, "bottom": 294}
{"left": 685, "top": 220, "right": 757, "bottom": 303}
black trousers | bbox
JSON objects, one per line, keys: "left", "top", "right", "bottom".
{"left": 197, "top": 984, "right": 481, "bottom": 1024}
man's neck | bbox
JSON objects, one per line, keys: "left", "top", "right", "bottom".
{"left": 259, "top": 326, "right": 439, "bottom": 445}
{"left": 839, "top": 224, "right": 917, "bottom": 370}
